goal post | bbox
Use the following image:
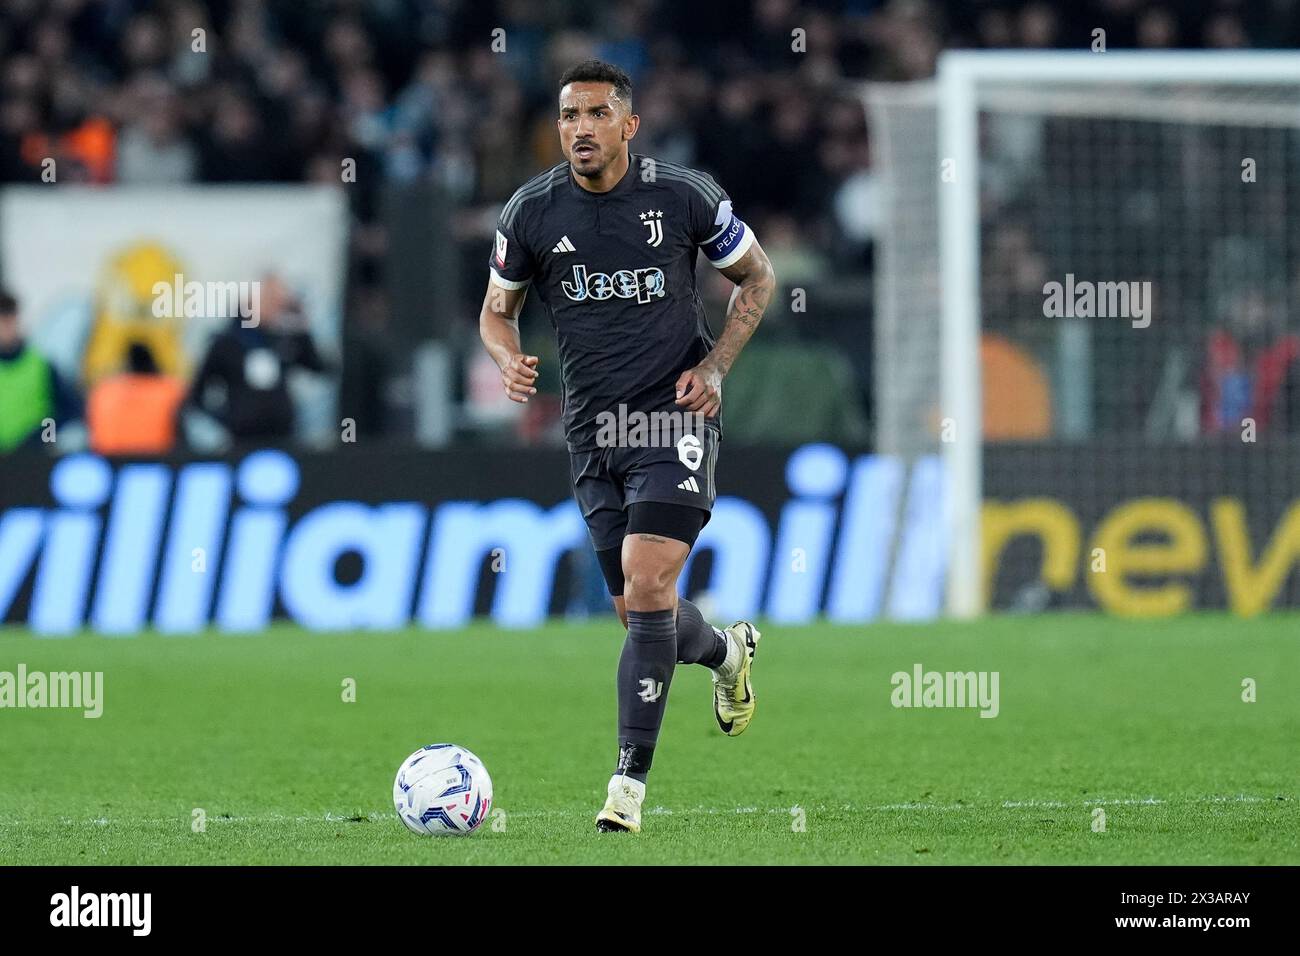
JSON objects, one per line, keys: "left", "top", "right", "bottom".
{"left": 936, "top": 53, "right": 982, "bottom": 620}
{"left": 871, "top": 51, "right": 1300, "bottom": 619}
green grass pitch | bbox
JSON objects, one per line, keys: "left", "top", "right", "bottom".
{"left": 1, "top": 614, "right": 1297, "bottom": 865}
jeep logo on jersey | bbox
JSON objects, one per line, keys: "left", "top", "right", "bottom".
{"left": 561, "top": 264, "right": 665, "bottom": 304}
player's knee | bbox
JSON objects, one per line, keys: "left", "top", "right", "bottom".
{"left": 622, "top": 564, "right": 676, "bottom": 608}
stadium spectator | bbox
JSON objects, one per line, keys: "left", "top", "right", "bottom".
{"left": 189, "top": 275, "right": 331, "bottom": 444}
{"left": 114, "top": 75, "right": 197, "bottom": 184}
{"left": 0, "top": 290, "right": 83, "bottom": 452}
{"left": 1200, "top": 288, "right": 1300, "bottom": 434}
{"left": 86, "top": 341, "right": 186, "bottom": 455}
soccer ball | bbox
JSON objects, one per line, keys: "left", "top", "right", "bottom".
{"left": 393, "top": 744, "right": 493, "bottom": 836}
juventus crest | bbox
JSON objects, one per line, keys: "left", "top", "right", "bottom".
{"left": 639, "top": 209, "right": 664, "bottom": 247}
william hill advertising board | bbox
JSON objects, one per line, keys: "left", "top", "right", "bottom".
{"left": 1, "top": 441, "right": 1296, "bottom": 634}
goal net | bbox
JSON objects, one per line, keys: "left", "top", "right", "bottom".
{"left": 868, "top": 52, "right": 1300, "bottom": 618}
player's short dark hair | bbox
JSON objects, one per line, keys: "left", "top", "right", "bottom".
{"left": 558, "top": 59, "right": 633, "bottom": 111}
{"left": 0, "top": 289, "right": 17, "bottom": 317}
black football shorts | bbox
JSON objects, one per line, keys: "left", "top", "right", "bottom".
{"left": 569, "top": 422, "right": 721, "bottom": 553}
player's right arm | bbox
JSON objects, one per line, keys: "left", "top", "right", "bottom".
{"left": 480, "top": 212, "right": 541, "bottom": 403}
{"left": 479, "top": 279, "right": 538, "bottom": 403}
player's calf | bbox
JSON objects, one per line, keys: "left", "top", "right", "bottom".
{"left": 674, "top": 597, "right": 729, "bottom": 667}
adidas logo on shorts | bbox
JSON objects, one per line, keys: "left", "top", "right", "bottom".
{"left": 676, "top": 477, "right": 700, "bottom": 493}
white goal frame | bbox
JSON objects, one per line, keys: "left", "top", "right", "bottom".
{"left": 937, "top": 50, "right": 1300, "bottom": 618}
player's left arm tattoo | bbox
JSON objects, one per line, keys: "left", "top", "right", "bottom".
{"left": 709, "top": 239, "right": 775, "bottom": 377}
{"left": 675, "top": 239, "right": 774, "bottom": 416}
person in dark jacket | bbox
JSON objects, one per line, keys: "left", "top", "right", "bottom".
{"left": 188, "top": 275, "right": 330, "bottom": 443}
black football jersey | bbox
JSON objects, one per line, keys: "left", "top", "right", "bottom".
{"left": 488, "top": 154, "right": 752, "bottom": 451}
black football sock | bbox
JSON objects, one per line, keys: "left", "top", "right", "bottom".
{"left": 616, "top": 608, "right": 677, "bottom": 783}
{"left": 675, "top": 598, "right": 729, "bottom": 668}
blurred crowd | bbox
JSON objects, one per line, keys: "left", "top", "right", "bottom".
{"left": 1, "top": 0, "right": 1297, "bottom": 451}
{"left": 0, "top": 280, "right": 331, "bottom": 454}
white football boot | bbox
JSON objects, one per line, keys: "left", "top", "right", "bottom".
{"left": 595, "top": 774, "right": 645, "bottom": 833}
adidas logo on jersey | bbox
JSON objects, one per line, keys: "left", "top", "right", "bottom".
{"left": 677, "top": 477, "right": 700, "bottom": 493}
{"left": 552, "top": 236, "right": 576, "bottom": 254}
